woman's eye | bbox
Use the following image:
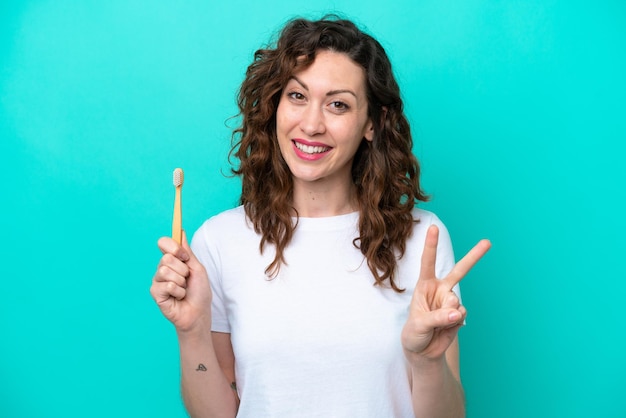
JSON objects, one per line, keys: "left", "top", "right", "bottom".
{"left": 330, "top": 101, "right": 349, "bottom": 111}
{"left": 287, "top": 92, "right": 305, "bottom": 101}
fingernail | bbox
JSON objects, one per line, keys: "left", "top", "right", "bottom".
{"left": 181, "top": 252, "right": 190, "bottom": 262}
{"left": 449, "top": 311, "right": 461, "bottom": 322}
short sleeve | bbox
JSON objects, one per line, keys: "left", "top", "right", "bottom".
{"left": 190, "top": 220, "right": 231, "bottom": 333}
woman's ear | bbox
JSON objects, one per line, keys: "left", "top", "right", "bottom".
{"left": 364, "top": 119, "right": 374, "bottom": 141}
{"left": 364, "top": 106, "right": 387, "bottom": 142}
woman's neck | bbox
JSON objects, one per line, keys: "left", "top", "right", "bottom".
{"left": 291, "top": 179, "right": 358, "bottom": 218}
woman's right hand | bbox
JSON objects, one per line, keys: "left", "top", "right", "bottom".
{"left": 150, "top": 231, "right": 213, "bottom": 333}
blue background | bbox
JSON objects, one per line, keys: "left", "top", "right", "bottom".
{"left": 2, "top": 1, "right": 625, "bottom": 417}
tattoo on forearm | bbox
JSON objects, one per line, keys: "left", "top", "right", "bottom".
{"left": 194, "top": 364, "right": 236, "bottom": 392}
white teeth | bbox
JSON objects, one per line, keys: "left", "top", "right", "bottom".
{"left": 294, "top": 142, "right": 330, "bottom": 154}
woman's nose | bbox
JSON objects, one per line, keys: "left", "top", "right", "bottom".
{"left": 299, "top": 105, "right": 326, "bottom": 136}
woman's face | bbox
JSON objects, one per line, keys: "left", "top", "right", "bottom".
{"left": 276, "top": 50, "right": 373, "bottom": 189}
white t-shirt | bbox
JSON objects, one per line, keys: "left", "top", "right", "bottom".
{"left": 191, "top": 206, "right": 458, "bottom": 418}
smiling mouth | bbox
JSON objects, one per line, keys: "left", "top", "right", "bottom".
{"left": 293, "top": 141, "right": 331, "bottom": 154}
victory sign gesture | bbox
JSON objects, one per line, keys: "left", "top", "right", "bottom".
{"left": 402, "top": 225, "right": 492, "bottom": 363}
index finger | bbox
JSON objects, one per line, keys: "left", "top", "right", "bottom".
{"left": 419, "top": 224, "right": 440, "bottom": 280}
{"left": 444, "top": 239, "right": 491, "bottom": 287}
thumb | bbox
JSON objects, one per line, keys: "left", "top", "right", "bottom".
{"left": 416, "top": 308, "right": 464, "bottom": 332}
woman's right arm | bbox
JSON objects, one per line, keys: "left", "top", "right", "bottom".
{"left": 150, "top": 232, "right": 238, "bottom": 418}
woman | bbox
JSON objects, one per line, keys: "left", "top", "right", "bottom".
{"left": 151, "top": 16, "right": 490, "bottom": 418}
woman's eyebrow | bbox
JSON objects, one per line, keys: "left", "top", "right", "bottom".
{"left": 326, "top": 89, "right": 357, "bottom": 98}
{"left": 289, "top": 76, "right": 357, "bottom": 98}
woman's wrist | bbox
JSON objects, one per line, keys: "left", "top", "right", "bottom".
{"left": 175, "top": 315, "right": 213, "bottom": 340}
{"left": 404, "top": 349, "right": 448, "bottom": 374}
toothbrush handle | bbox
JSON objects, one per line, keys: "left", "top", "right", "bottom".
{"left": 172, "top": 186, "right": 182, "bottom": 244}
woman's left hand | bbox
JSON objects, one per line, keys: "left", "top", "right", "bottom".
{"left": 401, "top": 225, "right": 491, "bottom": 364}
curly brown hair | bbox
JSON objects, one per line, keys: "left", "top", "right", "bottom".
{"left": 230, "top": 15, "right": 428, "bottom": 292}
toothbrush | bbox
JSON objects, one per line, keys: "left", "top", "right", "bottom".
{"left": 172, "top": 168, "right": 184, "bottom": 245}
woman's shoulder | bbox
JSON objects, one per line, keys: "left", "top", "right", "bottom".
{"left": 200, "top": 206, "right": 247, "bottom": 229}
{"left": 195, "top": 205, "right": 250, "bottom": 235}
{"left": 409, "top": 207, "right": 452, "bottom": 244}
{"left": 191, "top": 205, "right": 257, "bottom": 254}
{"left": 411, "top": 207, "right": 444, "bottom": 226}
{"left": 209, "top": 205, "right": 247, "bottom": 222}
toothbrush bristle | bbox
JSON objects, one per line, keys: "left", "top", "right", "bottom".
{"left": 173, "top": 168, "right": 184, "bottom": 187}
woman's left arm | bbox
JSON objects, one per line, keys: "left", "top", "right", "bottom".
{"left": 401, "top": 225, "right": 491, "bottom": 418}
